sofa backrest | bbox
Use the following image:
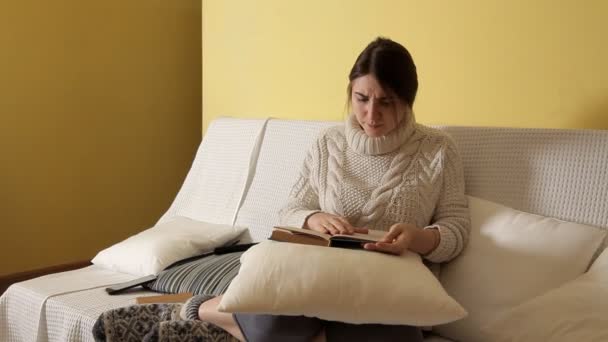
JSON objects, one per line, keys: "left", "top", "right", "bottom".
{"left": 234, "top": 119, "right": 336, "bottom": 241}
{"left": 436, "top": 126, "right": 608, "bottom": 232}
{"left": 161, "top": 117, "right": 608, "bottom": 243}
{"left": 158, "top": 118, "right": 269, "bottom": 226}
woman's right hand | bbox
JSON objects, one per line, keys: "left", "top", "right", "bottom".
{"left": 304, "top": 212, "right": 368, "bottom": 235}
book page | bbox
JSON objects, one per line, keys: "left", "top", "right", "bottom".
{"left": 274, "top": 226, "right": 331, "bottom": 240}
{"left": 332, "top": 229, "right": 386, "bottom": 243}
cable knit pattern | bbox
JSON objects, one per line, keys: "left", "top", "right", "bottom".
{"left": 279, "top": 113, "right": 470, "bottom": 263}
{"left": 326, "top": 134, "right": 346, "bottom": 216}
{"left": 357, "top": 139, "right": 422, "bottom": 227}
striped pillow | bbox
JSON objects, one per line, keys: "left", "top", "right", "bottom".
{"left": 147, "top": 251, "right": 243, "bottom": 296}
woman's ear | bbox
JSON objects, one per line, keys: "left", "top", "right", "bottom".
{"left": 404, "top": 104, "right": 412, "bottom": 119}
{"left": 397, "top": 103, "right": 412, "bottom": 125}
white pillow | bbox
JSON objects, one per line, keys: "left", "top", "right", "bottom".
{"left": 436, "top": 196, "right": 607, "bottom": 342}
{"left": 480, "top": 247, "right": 608, "bottom": 342}
{"left": 91, "top": 216, "right": 245, "bottom": 276}
{"left": 218, "top": 241, "right": 467, "bottom": 326}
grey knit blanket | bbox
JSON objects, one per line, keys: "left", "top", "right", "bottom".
{"left": 92, "top": 303, "right": 239, "bottom": 342}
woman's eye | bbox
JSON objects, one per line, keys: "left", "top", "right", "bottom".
{"left": 357, "top": 97, "right": 368, "bottom": 103}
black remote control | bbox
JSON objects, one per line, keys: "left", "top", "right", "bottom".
{"left": 105, "top": 274, "right": 158, "bottom": 295}
{"left": 214, "top": 242, "right": 258, "bottom": 254}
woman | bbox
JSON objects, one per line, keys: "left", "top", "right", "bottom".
{"left": 196, "top": 37, "right": 470, "bottom": 342}
{"left": 94, "top": 37, "right": 469, "bottom": 342}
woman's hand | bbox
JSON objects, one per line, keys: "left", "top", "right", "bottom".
{"left": 363, "top": 223, "right": 440, "bottom": 255}
{"left": 305, "top": 212, "right": 368, "bottom": 235}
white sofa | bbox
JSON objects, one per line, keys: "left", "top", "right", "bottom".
{"left": 1, "top": 117, "right": 607, "bottom": 342}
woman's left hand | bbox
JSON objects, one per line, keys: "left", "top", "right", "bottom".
{"left": 363, "top": 223, "right": 419, "bottom": 255}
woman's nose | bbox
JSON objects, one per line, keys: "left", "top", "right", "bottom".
{"left": 366, "top": 100, "right": 380, "bottom": 120}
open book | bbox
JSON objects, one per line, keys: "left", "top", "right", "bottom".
{"left": 270, "top": 226, "right": 387, "bottom": 249}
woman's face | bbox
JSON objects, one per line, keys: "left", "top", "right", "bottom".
{"left": 351, "top": 74, "right": 406, "bottom": 138}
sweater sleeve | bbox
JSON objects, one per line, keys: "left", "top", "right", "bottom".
{"left": 423, "top": 136, "right": 471, "bottom": 263}
{"left": 278, "top": 138, "right": 322, "bottom": 228}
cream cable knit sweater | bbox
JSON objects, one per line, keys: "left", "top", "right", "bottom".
{"left": 279, "top": 113, "right": 470, "bottom": 263}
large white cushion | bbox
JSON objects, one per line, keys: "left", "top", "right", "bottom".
{"left": 481, "top": 247, "right": 608, "bottom": 341}
{"left": 91, "top": 216, "right": 245, "bottom": 276}
{"left": 218, "top": 241, "right": 467, "bottom": 326}
{"left": 436, "top": 196, "right": 607, "bottom": 342}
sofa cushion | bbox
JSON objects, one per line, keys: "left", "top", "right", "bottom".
{"left": 218, "top": 241, "right": 467, "bottom": 326}
{"left": 436, "top": 196, "right": 607, "bottom": 342}
{"left": 91, "top": 217, "right": 245, "bottom": 276}
{"left": 481, "top": 247, "right": 608, "bottom": 341}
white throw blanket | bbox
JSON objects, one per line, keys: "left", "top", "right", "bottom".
{"left": 0, "top": 266, "right": 136, "bottom": 342}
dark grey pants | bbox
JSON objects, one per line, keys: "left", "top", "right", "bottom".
{"left": 233, "top": 313, "right": 424, "bottom": 342}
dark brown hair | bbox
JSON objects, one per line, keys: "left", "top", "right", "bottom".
{"left": 347, "top": 37, "right": 418, "bottom": 108}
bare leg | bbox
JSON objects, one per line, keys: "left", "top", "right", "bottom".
{"left": 199, "top": 295, "right": 246, "bottom": 342}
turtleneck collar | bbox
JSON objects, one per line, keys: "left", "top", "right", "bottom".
{"left": 345, "top": 110, "right": 417, "bottom": 155}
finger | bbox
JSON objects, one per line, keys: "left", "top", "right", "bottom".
{"left": 331, "top": 218, "right": 355, "bottom": 235}
{"left": 311, "top": 225, "right": 329, "bottom": 234}
{"left": 363, "top": 242, "right": 376, "bottom": 250}
{"left": 382, "top": 225, "right": 403, "bottom": 242}
{"left": 333, "top": 222, "right": 351, "bottom": 235}
{"left": 364, "top": 242, "right": 397, "bottom": 254}
{"left": 330, "top": 217, "right": 353, "bottom": 234}
{"left": 323, "top": 223, "right": 339, "bottom": 235}
{"left": 372, "top": 242, "right": 403, "bottom": 255}
{"left": 388, "top": 234, "right": 412, "bottom": 254}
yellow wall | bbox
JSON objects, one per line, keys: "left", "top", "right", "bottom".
{"left": 0, "top": 1, "right": 202, "bottom": 276}
{"left": 202, "top": 0, "right": 608, "bottom": 132}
